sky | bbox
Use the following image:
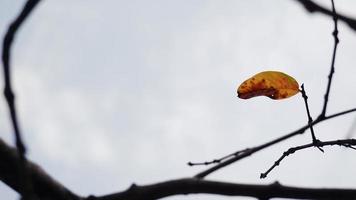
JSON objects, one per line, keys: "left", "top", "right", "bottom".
{"left": 1, "top": 0, "right": 356, "bottom": 199}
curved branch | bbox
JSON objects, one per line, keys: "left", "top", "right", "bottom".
{"left": 320, "top": 0, "right": 339, "bottom": 117}
{"left": 2, "top": 0, "right": 42, "bottom": 198}
{"left": 2, "top": 0, "right": 40, "bottom": 158}
{"left": 2, "top": 135, "right": 356, "bottom": 200}
{"left": 195, "top": 107, "right": 356, "bottom": 178}
{"left": 261, "top": 139, "right": 356, "bottom": 179}
{"left": 0, "top": 138, "right": 82, "bottom": 200}
{"left": 294, "top": 0, "right": 356, "bottom": 31}
{"left": 93, "top": 178, "right": 356, "bottom": 200}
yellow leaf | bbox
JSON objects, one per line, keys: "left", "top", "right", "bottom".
{"left": 237, "top": 71, "right": 299, "bottom": 100}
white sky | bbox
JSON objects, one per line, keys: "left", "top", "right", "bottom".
{"left": 1, "top": 1, "right": 356, "bottom": 200}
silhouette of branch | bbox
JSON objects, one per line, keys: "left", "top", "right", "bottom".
{"left": 3, "top": 137, "right": 356, "bottom": 200}
{"left": 194, "top": 107, "right": 356, "bottom": 179}
{"left": 294, "top": 0, "right": 356, "bottom": 31}
{"left": 92, "top": 179, "right": 356, "bottom": 200}
{"left": 194, "top": 0, "right": 349, "bottom": 179}
{"left": 320, "top": 0, "right": 339, "bottom": 117}
{"left": 260, "top": 139, "right": 356, "bottom": 179}
{"left": 188, "top": 149, "right": 249, "bottom": 166}
{"left": 0, "top": 138, "right": 82, "bottom": 200}
{"left": 300, "top": 84, "right": 317, "bottom": 142}
{"left": 2, "top": 0, "right": 40, "bottom": 159}
{"left": 1, "top": 1, "right": 356, "bottom": 200}
{"left": 300, "top": 84, "right": 324, "bottom": 153}
{"left": 2, "top": 0, "right": 41, "bottom": 199}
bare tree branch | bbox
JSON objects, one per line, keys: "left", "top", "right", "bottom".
{"left": 188, "top": 149, "right": 249, "bottom": 166}
{"left": 2, "top": 0, "right": 40, "bottom": 160}
{"left": 0, "top": 138, "right": 82, "bottom": 200}
{"left": 2, "top": 0, "right": 41, "bottom": 199}
{"left": 300, "top": 84, "right": 319, "bottom": 144}
{"left": 194, "top": 0, "right": 352, "bottom": 179}
{"left": 4, "top": 137, "right": 356, "bottom": 200}
{"left": 294, "top": 0, "right": 356, "bottom": 31}
{"left": 320, "top": 0, "right": 339, "bottom": 117}
{"left": 92, "top": 178, "right": 356, "bottom": 200}
{"left": 194, "top": 107, "right": 356, "bottom": 178}
{"left": 261, "top": 139, "right": 356, "bottom": 178}
{"left": 1, "top": 1, "right": 356, "bottom": 200}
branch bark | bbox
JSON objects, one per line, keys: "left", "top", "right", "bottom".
{"left": 93, "top": 179, "right": 356, "bottom": 200}
{"left": 0, "top": 138, "right": 82, "bottom": 200}
{"left": 261, "top": 139, "right": 356, "bottom": 178}
{"left": 2, "top": 137, "right": 356, "bottom": 200}
{"left": 2, "top": 1, "right": 356, "bottom": 200}
{"left": 2, "top": 0, "right": 42, "bottom": 198}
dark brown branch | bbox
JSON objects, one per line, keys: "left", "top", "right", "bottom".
{"left": 195, "top": 107, "right": 356, "bottom": 178}
{"left": 91, "top": 178, "right": 356, "bottom": 200}
{"left": 0, "top": 138, "right": 82, "bottom": 200}
{"left": 4, "top": 137, "right": 356, "bottom": 200}
{"left": 188, "top": 149, "right": 249, "bottom": 166}
{"left": 294, "top": 0, "right": 356, "bottom": 31}
{"left": 300, "top": 84, "right": 324, "bottom": 152}
{"left": 2, "top": 0, "right": 40, "bottom": 159}
{"left": 261, "top": 139, "right": 356, "bottom": 179}
{"left": 2, "top": 0, "right": 41, "bottom": 199}
{"left": 320, "top": 0, "right": 339, "bottom": 117}
{"left": 300, "top": 84, "right": 317, "bottom": 142}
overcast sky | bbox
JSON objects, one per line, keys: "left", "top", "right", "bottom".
{"left": 1, "top": 1, "right": 356, "bottom": 200}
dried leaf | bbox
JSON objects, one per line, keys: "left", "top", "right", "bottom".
{"left": 237, "top": 71, "right": 299, "bottom": 100}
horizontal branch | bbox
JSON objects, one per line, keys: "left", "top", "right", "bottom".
{"left": 294, "top": 0, "right": 356, "bottom": 31}
{"left": 93, "top": 178, "right": 356, "bottom": 200}
{"left": 261, "top": 139, "right": 356, "bottom": 178}
{"left": 3, "top": 136, "right": 356, "bottom": 200}
{"left": 0, "top": 138, "right": 82, "bottom": 200}
{"left": 195, "top": 107, "right": 356, "bottom": 178}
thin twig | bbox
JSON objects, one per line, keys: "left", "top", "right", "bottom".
{"left": 300, "top": 84, "right": 317, "bottom": 142}
{"left": 188, "top": 149, "right": 249, "bottom": 166}
{"left": 194, "top": 107, "right": 356, "bottom": 178}
{"left": 320, "top": 0, "right": 339, "bottom": 117}
{"left": 3, "top": 135, "right": 356, "bottom": 200}
{"left": 300, "top": 84, "right": 324, "bottom": 152}
{"left": 195, "top": 0, "right": 346, "bottom": 180}
{"left": 293, "top": 0, "right": 356, "bottom": 31}
{"left": 260, "top": 139, "right": 356, "bottom": 178}
{"left": 2, "top": 0, "right": 41, "bottom": 199}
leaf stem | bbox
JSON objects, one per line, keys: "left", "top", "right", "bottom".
{"left": 300, "top": 84, "right": 317, "bottom": 142}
